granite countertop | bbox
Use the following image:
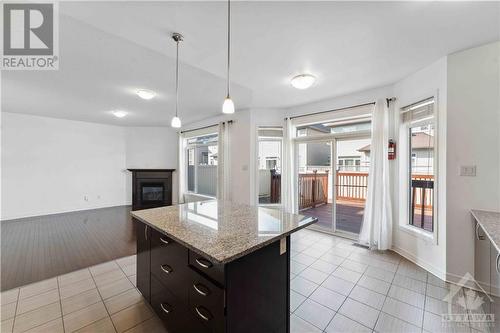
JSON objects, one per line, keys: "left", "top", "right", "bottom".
{"left": 131, "top": 200, "right": 317, "bottom": 264}
{"left": 471, "top": 209, "right": 500, "bottom": 252}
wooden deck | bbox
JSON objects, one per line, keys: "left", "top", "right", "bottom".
{"left": 300, "top": 201, "right": 364, "bottom": 234}
{"left": 300, "top": 200, "right": 433, "bottom": 234}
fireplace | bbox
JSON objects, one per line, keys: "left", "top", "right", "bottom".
{"left": 128, "top": 169, "right": 175, "bottom": 210}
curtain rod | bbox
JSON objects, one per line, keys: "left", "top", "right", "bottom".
{"left": 286, "top": 98, "right": 397, "bottom": 120}
{"left": 180, "top": 120, "right": 233, "bottom": 134}
{"left": 286, "top": 101, "right": 375, "bottom": 120}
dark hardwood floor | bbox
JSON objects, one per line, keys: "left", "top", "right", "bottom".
{"left": 1, "top": 206, "right": 136, "bottom": 291}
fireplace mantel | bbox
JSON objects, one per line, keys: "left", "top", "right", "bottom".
{"left": 128, "top": 169, "right": 175, "bottom": 210}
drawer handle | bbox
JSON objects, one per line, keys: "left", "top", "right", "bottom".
{"left": 195, "top": 306, "right": 213, "bottom": 321}
{"left": 160, "top": 303, "right": 172, "bottom": 314}
{"left": 476, "top": 223, "right": 485, "bottom": 240}
{"left": 144, "top": 225, "right": 148, "bottom": 241}
{"left": 161, "top": 264, "right": 173, "bottom": 274}
{"left": 159, "top": 237, "right": 170, "bottom": 245}
{"left": 496, "top": 252, "right": 500, "bottom": 275}
{"left": 195, "top": 258, "right": 213, "bottom": 269}
{"left": 193, "top": 283, "right": 210, "bottom": 297}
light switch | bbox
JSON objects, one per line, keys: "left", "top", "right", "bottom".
{"left": 241, "top": 165, "right": 248, "bottom": 171}
{"left": 460, "top": 165, "right": 476, "bottom": 177}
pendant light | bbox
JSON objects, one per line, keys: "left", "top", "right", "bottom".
{"left": 171, "top": 33, "right": 183, "bottom": 128}
{"left": 222, "top": 0, "right": 235, "bottom": 114}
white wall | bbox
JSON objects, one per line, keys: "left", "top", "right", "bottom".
{"left": 446, "top": 41, "right": 500, "bottom": 282}
{"left": 125, "top": 127, "right": 179, "bottom": 204}
{"left": 1, "top": 113, "right": 127, "bottom": 219}
{"left": 392, "top": 57, "right": 448, "bottom": 279}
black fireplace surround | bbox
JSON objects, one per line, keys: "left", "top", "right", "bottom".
{"left": 128, "top": 169, "right": 175, "bottom": 210}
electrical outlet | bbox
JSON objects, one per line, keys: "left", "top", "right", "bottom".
{"left": 460, "top": 165, "right": 476, "bottom": 177}
{"left": 84, "top": 195, "right": 89, "bottom": 201}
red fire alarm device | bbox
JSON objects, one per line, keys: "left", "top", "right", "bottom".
{"left": 388, "top": 139, "right": 396, "bottom": 160}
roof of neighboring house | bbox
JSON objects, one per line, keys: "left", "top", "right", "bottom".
{"left": 358, "top": 132, "right": 434, "bottom": 152}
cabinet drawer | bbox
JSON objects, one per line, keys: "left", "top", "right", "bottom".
{"left": 189, "top": 250, "right": 225, "bottom": 286}
{"left": 188, "top": 269, "right": 225, "bottom": 332}
{"left": 151, "top": 230, "right": 189, "bottom": 301}
{"left": 151, "top": 276, "right": 208, "bottom": 333}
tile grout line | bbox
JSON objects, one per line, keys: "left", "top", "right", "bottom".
{"left": 421, "top": 272, "right": 428, "bottom": 331}
{"left": 88, "top": 263, "right": 119, "bottom": 333}
{"left": 292, "top": 239, "right": 350, "bottom": 331}
{"left": 10, "top": 288, "right": 20, "bottom": 332}
{"left": 371, "top": 255, "right": 401, "bottom": 333}
{"left": 56, "top": 276, "right": 66, "bottom": 333}
{"left": 114, "top": 259, "right": 155, "bottom": 332}
{"left": 322, "top": 252, "right": 370, "bottom": 332}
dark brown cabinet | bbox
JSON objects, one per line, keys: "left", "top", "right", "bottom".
{"left": 136, "top": 221, "right": 151, "bottom": 302}
{"left": 134, "top": 217, "right": 290, "bottom": 333}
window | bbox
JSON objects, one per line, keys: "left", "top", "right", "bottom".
{"left": 257, "top": 127, "right": 283, "bottom": 205}
{"left": 186, "top": 133, "right": 218, "bottom": 197}
{"left": 401, "top": 98, "right": 435, "bottom": 233}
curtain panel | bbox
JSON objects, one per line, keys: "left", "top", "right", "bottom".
{"left": 358, "top": 99, "right": 393, "bottom": 250}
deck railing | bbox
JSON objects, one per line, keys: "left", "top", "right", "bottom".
{"left": 336, "top": 172, "right": 368, "bottom": 202}
{"left": 268, "top": 171, "right": 433, "bottom": 212}
{"left": 298, "top": 171, "right": 329, "bottom": 210}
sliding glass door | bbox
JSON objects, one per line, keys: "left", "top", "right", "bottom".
{"left": 297, "top": 141, "right": 333, "bottom": 231}
{"left": 334, "top": 137, "right": 370, "bottom": 235}
{"left": 296, "top": 135, "right": 370, "bottom": 237}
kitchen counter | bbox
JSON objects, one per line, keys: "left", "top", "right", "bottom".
{"left": 131, "top": 200, "right": 316, "bottom": 264}
{"left": 131, "top": 200, "right": 317, "bottom": 333}
{"left": 471, "top": 209, "right": 500, "bottom": 252}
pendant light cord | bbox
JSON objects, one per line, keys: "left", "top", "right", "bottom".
{"left": 227, "top": 0, "right": 231, "bottom": 98}
{"left": 175, "top": 38, "right": 179, "bottom": 117}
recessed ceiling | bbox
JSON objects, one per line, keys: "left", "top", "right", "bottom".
{"left": 2, "top": 1, "right": 499, "bottom": 126}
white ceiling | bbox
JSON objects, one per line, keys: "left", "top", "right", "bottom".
{"left": 2, "top": 1, "right": 499, "bottom": 126}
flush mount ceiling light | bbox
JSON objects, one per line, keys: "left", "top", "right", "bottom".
{"left": 291, "top": 74, "right": 316, "bottom": 90}
{"left": 136, "top": 89, "right": 156, "bottom": 100}
{"left": 112, "top": 110, "right": 127, "bottom": 118}
{"left": 222, "top": 0, "right": 235, "bottom": 114}
{"left": 171, "top": 32, "right": 183, "bottom": 128}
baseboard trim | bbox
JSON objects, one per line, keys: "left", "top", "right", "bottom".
{"left": 391, "top": 245, "right": 447, "bottom": 280}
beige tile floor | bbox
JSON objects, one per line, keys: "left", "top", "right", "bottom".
{"left": 1, "top": 228, "right": 495, "bottom": 333}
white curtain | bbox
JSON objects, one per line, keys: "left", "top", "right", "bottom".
{"left": 217, "top": 121, "right": 231, "bottom": 201}
{"left": 358, "top": 99, "right": 393, "bottom": 250}
{"left": 178, "top": 132, "right": 187, "bottom": 204}
{"left": 282, "top": 118, "right": 297, "bottom": 213}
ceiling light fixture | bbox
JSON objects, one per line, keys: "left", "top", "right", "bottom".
{"left": 136, "top": 89, "right": 156, "bottom": 100}
{"left": 171, "top": 32, "right": 183, "bottom": 128}
{"left": 222, "top": 0, "right": 235, "bottom": 114}
{"left": 291, "top": 74, "right": 316, "bottom": 90}
{"left": 112, "top": 110, "right": 127, "bottom": 118}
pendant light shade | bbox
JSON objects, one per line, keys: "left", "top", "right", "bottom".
{"left": 222, "top": 0, "right": 235, "bottom": 114}
{"left": 171, "top": 33, "right": 183, "bottom": 128}
{"left": 171, "top": 116, "right": 181, "bottom": 128}
{"left": 222, "top": 96, "right": 235, "bottom": 114}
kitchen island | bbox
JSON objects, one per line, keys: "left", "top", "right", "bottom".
{"left": 131, "top": 200, "right": 317, "bottom": 333}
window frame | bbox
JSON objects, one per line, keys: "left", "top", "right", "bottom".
{"left": 256, "top": 127, "right": 283, "bottom": 207}
{"left": 185, "top": 133, "right": 218, "bottom": 198}
{"left": 398, "top": 96, "right": 439, "bottom": 243}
